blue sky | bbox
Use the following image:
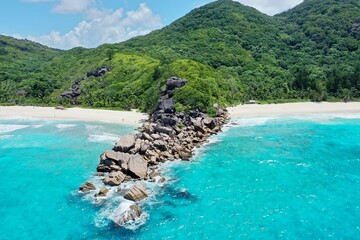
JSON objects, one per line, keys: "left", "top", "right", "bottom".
{"left": 0, "top": 0, "right": 303, "bottom": 49}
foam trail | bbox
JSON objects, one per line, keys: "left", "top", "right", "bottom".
{"left": 233, "top": 117, "right": 274, "bottom": 127}
{"left": 56, "top": 124, "right": 77, "bottom": 130}
{"left": 0, "top": 124, "right": 29, "bottom": 134}
{"left": 88, "top": 133, "right": 119, "bottom": 144}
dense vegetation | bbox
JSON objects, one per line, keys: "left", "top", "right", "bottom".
{"left": 0, "top": 0, "right": 359, "bottom": 112}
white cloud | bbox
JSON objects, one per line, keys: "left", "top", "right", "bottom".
{"left": 26, "top": 3, "right": 162, "bottom": 49}
{"left": 234, "top": 0, "right": 303, "bottom": 15}
{"left": 53, "top": 0, "right": 93, "bottom": 14}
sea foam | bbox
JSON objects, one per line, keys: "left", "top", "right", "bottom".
{"left": 88, "top": 133, "right": 119, "bottom": 144}
{"left": 0, "top": 124, "right": 29, "bottom": 134}
{"left": 56, "top": 124, "right": 77, "bottom": 130}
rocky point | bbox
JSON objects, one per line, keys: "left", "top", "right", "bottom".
{"left": 79, "top": 77, "right": 229, "bottom": 226}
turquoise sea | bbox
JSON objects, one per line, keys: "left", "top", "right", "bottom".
{"left": 0, "top": 115, "right": 359, "bottom": 239}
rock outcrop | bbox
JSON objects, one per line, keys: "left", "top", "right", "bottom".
{"left": 124, "top": 184, "right": 148, "bottom": 201}
{"left": 103, "top": 171, "right": 125, "bottom": 186}
{"left": 60, "top": 65, "right": 111, "bottom": 103}
{"left": 112, "top": 203, "right": 142, "bottom": 227}
{"left": 95, "top": 186, "right": 109, "bottom": 197}
{"left": 81, "top": 76, "right": 229, "bottom": 227}
{"left": 79, "top": 181, "right": 96, "bottom": 193}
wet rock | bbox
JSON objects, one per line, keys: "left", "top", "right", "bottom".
{"left": 149, "top": 170, "right": 160, "bottom": 179}
{"left": 97, "top": 164, "right": 111, "bottom": 172}
{"left": 179, "top": 150, "right": 192, "bottom": 161}
{"left": 95, "top": 186, "right": 109, "bottom": 197}
{"left": 103, "top": 171, "right": 125, "bottom": 186}
{"left": 79, "top": 181, "right": 96, "bottom": 193}
{"left": 124, "top": 184, "right": 148, "bottom": 201}
{"left": 113, "top": 203, "right": 142, "bottom": 226}
{"left": 128, "top": 154, "right": 148, "bottom": 179}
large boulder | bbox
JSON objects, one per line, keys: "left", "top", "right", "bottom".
{"left": 87, "top": 66, "right": 111, "bottom": 77}
{"left": 95, "top": 186, "right": 109, "bottom": 197}
{"left": 154, "top": 140, "right": 167, "bottom": 151}
{"left": 192, "top": 117, "right": 206, "bottom": 133}
{"left": 166, "top": 77, "right": 188, "bottom": 90}
{"left": 115, "top": 135, "right": 136, "bottom": 152}
{"left": 154, "top": 125, "right": 174, "bottom": 135}
{"left": 128, "top": 154, "right": 148, "bottom": 179}
{"left": 160, "top": 116, "right": 178, "bottom": 126}
{"left": 124, "top": 184, "right": 148, "bottom": 201}
{"left": 79, "top": 181, "right": 96, "bottom": 193}
{"left": 156, "top": 98, "right": 175, "bottom": 113}
{"left": 103, "top": 171, "right": 126, "bottom": 186}
{"left": 112, "top": 202, "right": 142, "bottom": 227}
{"left": 202, "top": 117, "right": 216, "bottom": 129}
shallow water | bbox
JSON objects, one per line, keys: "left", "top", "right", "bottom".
{"left": 1, "top": 115, "right": 359, "bottom": 239}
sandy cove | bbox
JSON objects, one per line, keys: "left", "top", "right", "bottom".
{"left": 228, "top": 102, "right": 360, "bottom": 118}
{"left": 0, "top": 106, "right": 148, "bottom": 126}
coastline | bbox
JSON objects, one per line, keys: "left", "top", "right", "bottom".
{"left": 0, "top": 106, "right": 148, "bottom": 126}
{"left": 228, "top": 102, "right": 360, "bottom": 118}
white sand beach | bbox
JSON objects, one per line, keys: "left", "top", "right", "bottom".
{"left": 228, "top": 102, "right": 360, "bottom": 118}
{"left": 0, "top": 106, "right": 148, "bottom": 126}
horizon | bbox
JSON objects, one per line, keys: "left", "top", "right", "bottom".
{"left": 0, "top": 0, "right": 303, "bottom": 50}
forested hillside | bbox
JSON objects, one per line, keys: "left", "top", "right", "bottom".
{"left": 0, "top": 0, "right": 359, "bottom": 112}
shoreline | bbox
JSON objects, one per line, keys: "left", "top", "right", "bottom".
{"left": 228, "top": 102, "right": 360, "bottom": 118}
{"left": 0, "top": 106, "right": 148, "bottom": 126}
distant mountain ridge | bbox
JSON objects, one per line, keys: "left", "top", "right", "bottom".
{"left": 0, "top": 0, "right": 359, "bottom": 111}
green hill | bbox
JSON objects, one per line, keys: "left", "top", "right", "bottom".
{"left": 0, "top": 0, "right": 359, "bottom": 112}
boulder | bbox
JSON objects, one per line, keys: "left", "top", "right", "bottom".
{"left": 103, "top": 171, "right": 126, "bottom": 186}
{"left": 128, "top": 154, "right": 148, "bottom": 179}
{"left": 97, "top": 164, "right": 111, "bottom": 173}
{"left": 161, "top": 151, "right": 175, "bottom": 161}
{"left": 150, "top": 133, "right": 161, "bottom": 140}
{"left": 79, "top": 181, "right": 96, "bottom": 193}
{"left": 95, "top": 186, "right": 109, "bottom": 197}
{"left": 87, "top": 66, "right": 111, "bottom": 77}
{"left": 156, "top": 98, "right": 175, "bottom": 113}
{"left": 202, "top": 117, "right": 216, "bottom": 129}
{"left": 154, "top": 140, "right": 167, "bottom": 151}
{"left": 115, "top": 135, "right": 135, "bottom": 152}
{"left": 112, "top": 202, "right": 142, "bottom": 226}
{"left": 124, "top": 184, "right": 148, "bottom": 201}
{"left": 154, "top": 125, "right": 173, "bottom": 135}
{"left": 193, "top": 117, "right": 206, "bottom": 133}
{"left": 166, "top": 77, "right": 188, "bottom": 90}
{"left": 139, "top": 142, "right": 150, "bottom": 154}
{"left": 179, "top": 150, "right": 192, "bottom": 161}
{"left": 160, "top": 116, "right": 178, "bottom": 126}
{"left": 110, "top": 165, "right": 121, "bottom": 171}
{"left": 142, "top": 133, "right": 153, "bottom": 141}
{"left": 105, "top": 150, "right": 123, "bottom": 162}
{"left": 55, "top": 106, "right": 66, "bottom": 110}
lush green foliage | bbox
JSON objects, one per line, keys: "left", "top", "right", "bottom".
{"left": 0, "top": 0, "right": 359, "bottom": 111}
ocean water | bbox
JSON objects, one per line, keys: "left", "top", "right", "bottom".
{"left": 1, "top": 115, "right": 360, "bottom": 239}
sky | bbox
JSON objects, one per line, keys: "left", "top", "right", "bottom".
{"left": 0, "top": 0, "right": 303, "bottom": 50}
